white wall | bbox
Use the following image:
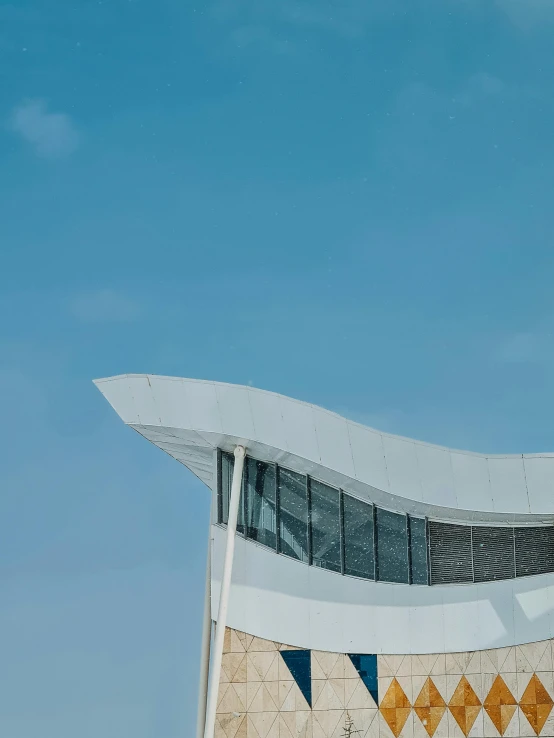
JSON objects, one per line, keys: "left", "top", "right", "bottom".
{"left": 211, "top": 525, "right": 554, "bottom": 655}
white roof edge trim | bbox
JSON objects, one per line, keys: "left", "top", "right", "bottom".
{"left": 93, "top": 374, "right": 554, "bottom": 519}
{"left": 93, "top": 373, "right": 554, "bottom": 460}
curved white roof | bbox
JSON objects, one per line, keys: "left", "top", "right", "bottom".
{"left": 94, "top": 374, "right": 554, "bottom": 524}
{"left": 95, "top": 374, "right": 554, "bottom": 652}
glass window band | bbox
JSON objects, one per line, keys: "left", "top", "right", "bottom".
{"left": 216, "top": 450, "right": 554, "bottom": 586}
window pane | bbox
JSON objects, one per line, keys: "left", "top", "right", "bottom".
{"left": 278, "top": 467, "right": 309, "bottom": 562}
{"left": 428, "top": 522, "right": 473, "bottom": 584}
{"left": 376, "top": 508, "right": 408, "bottom": 583}
{"left": 245, "top": 458, "right": 277, "bottom": 550}
{"left": 515, "top": 526, "right": 554, "bottom": 577}
{"left": 409, "top": 517, "right": 428, "bottom": 584}
{"left": 472, "top": 526, "right": 515, "bottom": 582}
{"left": 343, "top": 495, "right": 375, "bottom": 579}
{"left": 310, "top": 480, "right": 341, "bottom": 573}
{"left": 218, "top": 451, "right": 244, "bottom": 534}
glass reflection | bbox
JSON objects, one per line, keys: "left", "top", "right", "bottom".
{"left": 343, "top": 495, "right": 375, "bottom": 580}
{"left": 376, "top": 508, "right": 409, "bottom": 583}
{"left": 219, "top": 451, "right": 244, "bottom": 534}
{"left": 245, "top": 457, "right": 277, "bottom": 550}
{"left": 310, "top": 479, "right": 341, "bottom": 573}
{"left": 409, "top": 516, "right": 428, "bottom": 584}
{"left": 278, "top": 467, "right": 309, "bottom": 562}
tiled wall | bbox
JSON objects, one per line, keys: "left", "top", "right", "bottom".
{"left": 215, "top": 627, "right": 554, "bottom": 738}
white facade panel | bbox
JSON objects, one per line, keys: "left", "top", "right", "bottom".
{"left": 488, "top": 456, "right": 530, "bottom": 514}
{"left": 450, "top": 452, "right": 493, "bottom": 514}
{"left": 382, "top": 435, "right": 423, "bottom": 503}
{"left": 523, "top": 455, "right": 554, "bottom": 514}
{"left": 247, "top": 388, "right": 288, "bottom": 453}
{"left": 147, "top": 376, "right": 190, "bottom": 429}
{"left": 347, "top": 423, "right": 390, "bottom": 493}
{"left": 183, "top": 380, "right": 222, "bottom": 434}
{"left": 211, "top": 526, "right": 554, "bottom": 654}
{"left": 513, "top": 581, "right": 552, "bottom": 644}
{"left": 94, "top": 376, "right": 140, "bottom": 424}
{"left": 373, "top": 588, "right": 412, "bottom": 655}
{"left": 126, "top": 375, "right": 159, "bottom": 426}
{"left": 215, "top": 383, "right": 255, "bottom": 440}
{"left": 407, "top": 587, "right": 445, "bottom": 654}
{"left": 415, "top": 443, "right": 457, "bottom": 509}
{"left": 312, "top": 409, "right": 355, "bottom": 479}
{"left": 279, "top": 397, "right": 320, "bottom": 465}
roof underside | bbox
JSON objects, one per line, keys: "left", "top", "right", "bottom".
{"left": 94, "top": 374, "right": 554, "bottom": 525}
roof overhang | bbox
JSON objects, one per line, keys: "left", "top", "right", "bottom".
{"left": 94, "top": 374, "right": 554, "bottom": 525}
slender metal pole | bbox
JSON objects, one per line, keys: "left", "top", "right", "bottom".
{"left": 203, "top": 445, "right": 246, "bottom": 738}
{"left": 196, "top": 509, "right": 213, "bottom": 738}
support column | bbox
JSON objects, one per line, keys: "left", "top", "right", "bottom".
{"left": 203, "top": 445, "right": 246, "bottom": 738}
{"left": 196, "top": 511, "right": 213, "bottom": 738}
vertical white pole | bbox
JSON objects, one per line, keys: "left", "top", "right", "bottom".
{"left": 203, "top": 445, "right": 246, "bottom": 738}
{"left": 196, "top": 510, "right": 213, "bottom": 738}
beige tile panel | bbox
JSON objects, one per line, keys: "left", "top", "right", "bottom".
{"left": 217, "top": 628, "right": 554, "bottom": 738}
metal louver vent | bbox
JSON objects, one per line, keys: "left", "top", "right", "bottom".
{"left": 472, "top": 526, "right": 515, "bottom": 582}
{"left": 515, "top": 526, "right": 554, "bottom": 577}
{"left": 428, "top": 522, "right": 473, "bottom": 584}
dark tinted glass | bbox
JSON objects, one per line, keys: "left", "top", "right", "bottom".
{"left": 376, "top": 508, "right": 409, "bottom": 583}
{"left": 245, "top": 458, "right": 277, "bottom": 550}
{"left": 409, "top": 517, "right": 428, "bottom": 584}
{"left": 348, "top": 654, "right": 378, "bottom": 705}
{"left": 309, "top": 480, "right": 341, "bottom": 573}
{"left": 343, "top": 495, "right": 375, "bottom": 579}
{"left": 278, "top": 467, "right": 309, "bottom": 562}
{"left": 218, "top": 451, "right": 244, "bottom": 533}
{"left": 280, "top": 650, "right": 312, "bottom": 707}
{"left": 428, "top": 522, "right": 473, "bottom": 584}
{"left": 515, "top": 526, "right": 554, "bottom": 577}
{"left": 472, "top": 526, "right": 515, "bottom": 582}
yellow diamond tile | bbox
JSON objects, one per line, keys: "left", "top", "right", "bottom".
{"left": 484, "top": 675, "right": 517, "bottom": 736}
{"left": 519, "top": 674, "right": 554, "bottom": 736}
{"left": 380, "top": 678, "right": 411, "bottom": 737}
{"left": 414, "top": 678, "right": 446, "bottom": 737}
{"left": 448, "top": 676, "right": 481, "bottom": 737}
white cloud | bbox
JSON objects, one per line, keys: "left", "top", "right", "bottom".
{"left": 212, "top": 0, "right": 405, "bottom": 52}
{"left": 494, "top": 331, "right": 554, "bottom": 364}
{"left": 70, "top": 289, "right": 141, "bottom": 323}
{"left": 10, "top": 99, "right": 80, "bottom": 158}
{"left": 496, "top": 0, "right": 554, "bottom": 29}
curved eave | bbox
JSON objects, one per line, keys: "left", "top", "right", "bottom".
{"left": 94, "top": 374, "right": 554, "bottom": 525}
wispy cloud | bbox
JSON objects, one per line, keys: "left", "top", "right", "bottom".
{"left": 9, "top": 99, "right": 80, "bottom": 158}
{"left": 494, "top": 331, "right": 554, "bottom": 364}
{"left": 496, "top": 0, "right": 554, "bottom": 30}
{"left": 212, "top": 0, "right": 403, "bottom": 52}
{"left": 494, "top": 330, "right": 554, "bottom": 365}
{"left": 70, "top": 289, "right": 141, "bottom": 323}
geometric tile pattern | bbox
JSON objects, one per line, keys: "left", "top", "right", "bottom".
{"left": 380, "top": 678, "right": 411, "bottom": 737}
{"left": 281, "top": 650, "right": 312, "bottom": 707}
{"left": 483, "top": 675, "right": 517, "bottom": 736}
{"left": 413, "top": 677, "right": 446, "bottom": 737}
{"left": 519, "top": 674, "right": 554, "bottom": 736}
{"left": 216, "top": 628, "right": 554, "bottom": 738}
{"left": 448, "top": 676, "right": 481, "bottom": 736}
{"left": 348, "top": 655, "right": 378, "bottom": 706}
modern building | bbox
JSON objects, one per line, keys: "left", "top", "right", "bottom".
{"left": 95, "top": 374, "right": 554, "bottom": 738}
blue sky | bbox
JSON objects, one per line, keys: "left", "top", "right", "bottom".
{"left": 2, "top": 0, "right": 554, "bottom": 735}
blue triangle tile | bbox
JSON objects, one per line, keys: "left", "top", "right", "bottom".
{"left": 348, "top": 653, "right": 378, "bottom": 705}
{"left": 280, "top": 650, "right": 312, "bottom": 707}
